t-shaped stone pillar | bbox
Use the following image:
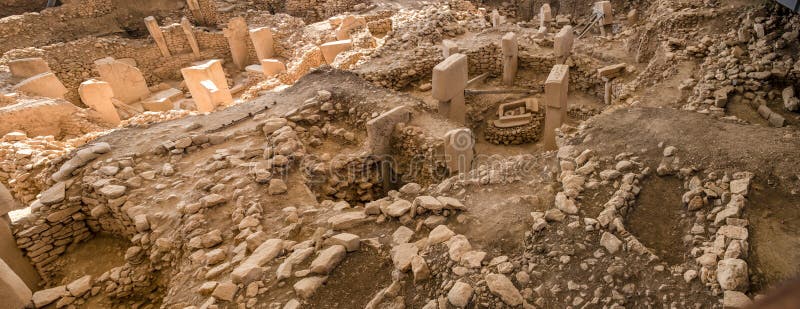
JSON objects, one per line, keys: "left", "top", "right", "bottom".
{"left": 432, "top": 53, "right": 468, "bottom": 124}
{"left": 224, "top": 17, "right": 250, "bottom": 70}
{"left": 443, "top": 128, "right": 475, "bottom": 174}
{"left": 144, "top": 16, "right": 171, "bottom": 57}
{"left": 554, "top": 25, "right": 574, "bottom": 64}
{"left": 79, "top": 79, "right": 122, "bottom": 125}
{"left": 501, "top": 32, "right": 518, "bottom": 86}
{"left": 248, "top": 26, "right": 274, "bottom": 61}
{"left": 180, "top": 59, "right": 233, "bottom": 113}
{"left": 543, "top": 64, "right": 569, "bottom": 150}
{"left": 491, "top": 10, "right": 502, "bottom": 27}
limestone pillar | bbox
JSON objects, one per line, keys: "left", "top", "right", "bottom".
{"left": 79, "top": 79, "right": 122, "bottom": 125}
{"left": 180, "top": 59, "right": 233, "bottom": 112}
{"left": 543, "top": 64, "right": 569, "bottom": 150}
{"left": 181, "top": 17, "right": 201, "bottom": 57}
{"left": 94, "top": 57, "right": 151, "bottom": 104}
{"left": 432, "top": 53, "right": 468, "bottom": 124}
{"left": 261, "top": 59, "right": 286, "bottom": 76}
{"left": 491, "top": 10, "right": 501, "bottom": 27}
{"left": 501, "top": 32, "right": 518, "bottom": 86}
{"left": 224, "top": 17, "right": 250, "bottom": 70}
{"left": 443, "top": 128, "right": 475, "bottom": 174}
{"left": 594, "top": 1, "right": 613, "bottom": 26}
{"left": 249, "top": 27, "right": 274, "bottom": 61}
{"left": 366, "top": 106, "right": 412, "bottom": 156}
{"left": 366, "top": 106, "right": 412, "bottom": 188}
{"left": 554, "top": 25, "right": 574, "bottom": 64}
{"left": 144, "top": 16, "right": 171, "bottom": 57}
{"left": 12, "top": 72, "right": 68, "bottom": 99}
{"left": 8, "top": 58, "right": 51, "bottom": 79}
{"left": 320, "top": 40, "right": 353, "bottom": 64}
{"left": 441, "top": 40, "right": 459, "bottom": 58}
{"left": 336, "top": 15, "right": 366, "bottom": 40}
{"left": 540, "top": 3, "right": 553, "bottom": 27}
{"left": 0, "top": 258, "right": 32, "bottom": 309}
{"left": 0, "top": 183, "right": 39, "bottom": 290}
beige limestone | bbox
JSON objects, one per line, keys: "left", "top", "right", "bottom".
{"left": 320, "top": 40, "right": 353, "bottom": 64}
{"left": 8, "top": 58, "right": 51, "bottom": 79}
{"left": 261, "top": 59, "right": 286, "bottom": 76}
{"left": 336, "top": 15, "right": 366, "bottom": 40}
{"left": 144, "top": 16, "right": 171, "bottom": 57}
{"left": 595, "top": 1, "right": 614, "bottom": 26}
{"left": 444, "top": 128, "right": 475, "bottom": 174}
{"left": 442, "top": 40, "right": 459, "bottom": 58}
{"left": 181, "top": 17, "right": 201, "bottom": 57}
{"left": 141, "top": 88, "right": 183, "bottom": 111}
{"left": 366, "top": 106, "right": 413, "bottom": 155}
{"left": 543, "top": 64, "right": 569, "bottom": 150}
{"left": 12, "top": 72, "right": 68, "bottom": 99}
{"left": 180, "top": 59, "right": 232, "bottom": 113}
{"left": 249, "top": 26, "right": 274, "bottom": 61}
{"left": 0, "top": 258, "right": 32, "bottom": 309}
{"left": 224, "top": 17, "right": 250, "bottom": 70}
{"left": 432, "top": 53, "right": 468, "bottom": 124}
{"left": 540, "top": 4, "right": 553, "bottom": 25}
{"left": 94, "top": 57, "right": 151, "bottom": 104}
{"left": 554, "top": 26, "right": 574, "bottom": 62}
{"left": 78, "top": 79, "right": 121, "bottom": 125}
{"left": 501, "top": 32, "right": 518, "bottom": 86}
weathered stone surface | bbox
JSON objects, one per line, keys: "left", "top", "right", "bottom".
{"left": 212, "top": 281, "right": 238, "bottom": 301}
{"left": 428, "top": 225, "right": 455, "bottom": 244}
{"left": 66, "top": 275, "right": 92, "bottom": 297}
{"left": 600, "top": 232, "right": 622, "bottom": 254}
{"left": 32, "top": 285, "right": 66, "bottom": 308}
{"left": 293, "top": 276, "right": 327, "bottom": 299}
{"left": 485, "top": 273, "right": 523, "bottom": 306}
{"left": 326, "top": 233, "right": 360, "bottom": 252}
{"left": 717, "top": 258, "right": 749, "bottom": 291}
{"left": 327, "top": 211, "right": 368, "bottom": 229}
{"left": 310, "top": 245, "right": 346, "bottom": 274}
{"left": 447, "top": 281, "right": 473, "bottom": 307}
{"left": 232, "top": 239, "right": 283, "bottom": 283}
{"left": 40, "top": 182, "right": 66, "bottom": 206}
{"left": 391, "top": 243, "right": 419, "bottom": 271}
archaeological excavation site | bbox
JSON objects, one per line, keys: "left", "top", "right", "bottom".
{"left": 2, "top": 0, "right": 800, "bottom": 308}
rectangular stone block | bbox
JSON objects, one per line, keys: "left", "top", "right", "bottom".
{"left": 181, "top": 17, "right": 201, "bottom": 57}
{"left": 94, "top": 57, "right": 151, "bottom": 104}
{"left": 545, "top": 64, "right": 569, "bottom": 109}
{"left": 598, "top": 63, "right": 626, "bottom": 78}
{"left": 432, "top": 53, "right": 468, "bottom": 102}
{"left": 366, "top": 106, "right": 412, "bottom": 155}
{"left": 540, "top": 4, "right": 553, "bottom": 23}
{"left": 261, "top": 59, "right": 286, "bottom": 76}
{"left": 180, "top": 59, "right": 232, "bottom": 113}
{"left": 442, "top": 40, "right": 459, "bottom": 58}
{"left": 320, "top": 40, "right": 353, "bottom": 64}
{"left": 248, "top": 26, "right": 274, "bottom": 61}
{"left": 144, "top": 16, "right": 171, "bottom": 57}
{"left": 141, "top": 88, "right": 182, "bottom": 111}
{"left": 595, "top": 1, "right": 614, "bottom": 26}
{"left": 554, "top": 26, "right": 574, "bottom": 59}
{"left": 224, "top": 17, "right": 250, "bottom": 70}
{"left": 79, "top": 79, "right": 121, "bottom": 125}
{"left": 8, "top": 58, "right": 51, "bottom": 79}
{"left": 12, "top": 72, "right": 68, "bottom": 99}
